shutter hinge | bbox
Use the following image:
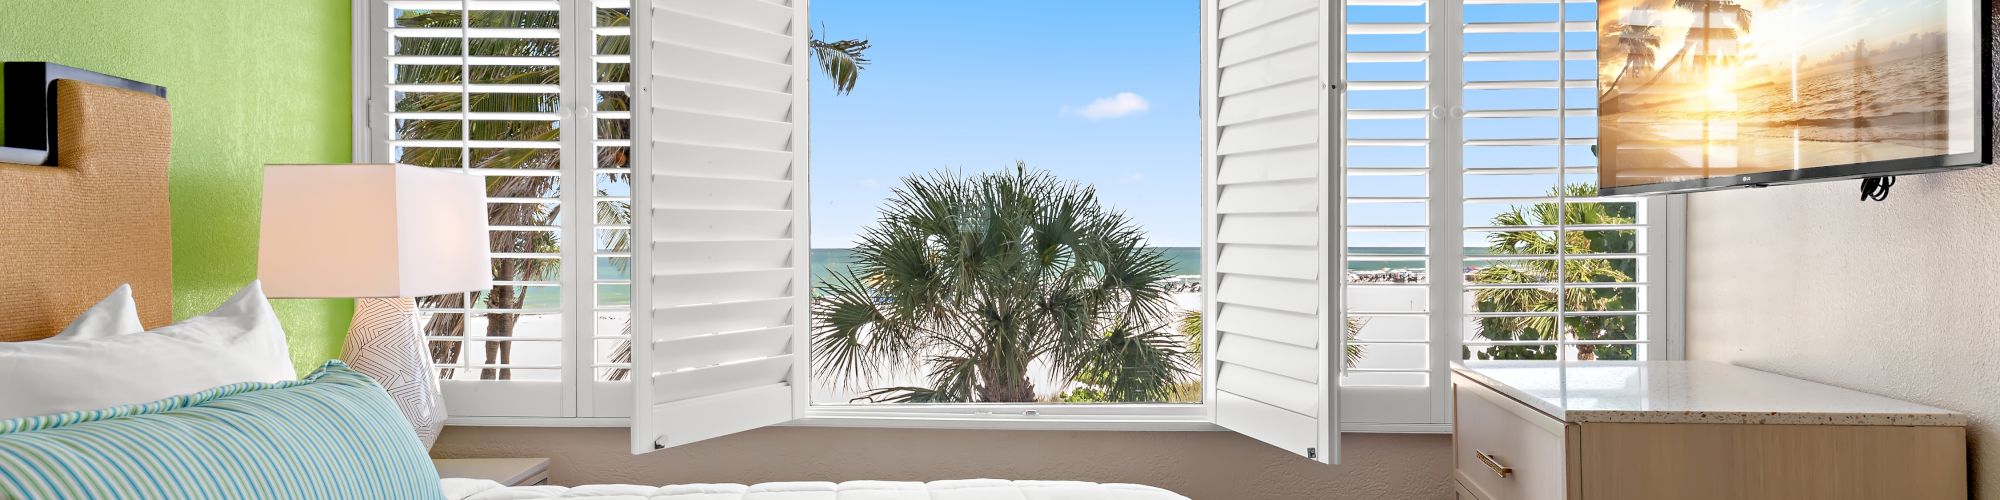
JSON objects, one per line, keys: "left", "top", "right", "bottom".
{"left": 1306, "top": 447, "right": 1318, "bottom": 459}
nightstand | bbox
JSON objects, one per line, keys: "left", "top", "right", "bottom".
{"left": 433, "top": 458, "right": 552, "bottom": 486}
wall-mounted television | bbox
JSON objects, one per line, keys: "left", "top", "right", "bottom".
{"left": 1597, "top": 0, "right": 1990, "bottom": 196}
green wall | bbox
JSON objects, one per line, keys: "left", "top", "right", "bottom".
{"left": 0, "top": 1, "right": 354, "bottom": 375}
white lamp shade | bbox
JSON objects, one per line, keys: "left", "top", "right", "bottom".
{"left": 258, "top": 164, "right": 492, "bottom": 299}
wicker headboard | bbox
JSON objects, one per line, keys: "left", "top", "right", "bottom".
{"left": 0, "top": 79, "right": 173, "bottom": 341}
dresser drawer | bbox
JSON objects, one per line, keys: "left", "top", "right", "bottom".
{"left": 1451, "top": 478, "right": 1480, "bottom": 500}
{"left": 1452, "top": 380, "right": 1569, "bottom": 500}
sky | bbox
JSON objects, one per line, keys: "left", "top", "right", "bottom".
{"left": 807, "top": 1, "right": 1202, "bottom": 248}
{"left": 805, "top": 1, "right": 1625, "bottom": 250}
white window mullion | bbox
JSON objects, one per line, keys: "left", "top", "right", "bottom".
{"left": 1653, "top": 195, "right": 1684, "bottom": 360}
{"left": 1552, "top": 0, "right": 1572, "bottom": 361}
{"left": 625, "top": 0, "right": 656, "bottom": 454}
{"left": 1427, "top": 0, "right": 1463, "bottom": 425}
{"left": 557, "top": 0, "right": 590, "bottom": 419}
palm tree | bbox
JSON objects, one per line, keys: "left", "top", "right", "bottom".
{"left": 811, "top": 164, "right": 1195, "bottom": 403}
{"left": 1465, "top": 184, "right": 1639, "bottom": 361}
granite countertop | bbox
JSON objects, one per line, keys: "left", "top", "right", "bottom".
{"left": 1452, "top": 360, "right": 1966, "bottom": 426}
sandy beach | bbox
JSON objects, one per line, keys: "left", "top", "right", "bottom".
{"left": 809, "top": 291, "right": 1205, "bottom": 404}
{"left": 424, "top": 287, "right": 1204, "bottom": 398}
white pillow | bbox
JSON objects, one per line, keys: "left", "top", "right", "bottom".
{"left": 51, "top": 284, "right": 144, "bottom": 340}
{"left": 0, "top": 280, "right": 297, "bottom": 419}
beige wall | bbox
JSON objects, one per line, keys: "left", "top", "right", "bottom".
{"left": 1685, "top": 166, "right": 2000, "bottom": 497}
{"left": 434, "top": 426, "right": 1452, "bottom": 499}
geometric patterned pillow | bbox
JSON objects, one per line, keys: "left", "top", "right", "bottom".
{"left": 0, "top": 361, "right": 443, "bottom": 499}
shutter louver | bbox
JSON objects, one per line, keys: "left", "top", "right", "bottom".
{"left": 1203, "top": 0, "right": 1342, "bottom": 464}
{"left": 629, "top": 0, "right": 808, "bottom": 453}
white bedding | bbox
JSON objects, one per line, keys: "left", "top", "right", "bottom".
{"left": 440, "top": 478, "right": 1190, "bottom": 500}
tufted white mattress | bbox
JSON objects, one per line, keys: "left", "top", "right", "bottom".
{"left": 440, "top": 478, "right": 1190, "bottom": 500}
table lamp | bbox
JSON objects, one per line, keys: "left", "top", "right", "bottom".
{"left": 257, "top": 163, "right": 491, "bottom": 448}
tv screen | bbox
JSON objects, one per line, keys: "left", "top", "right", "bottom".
{"left": 1597, "top": 0, "right": 1989, "bottom": 195}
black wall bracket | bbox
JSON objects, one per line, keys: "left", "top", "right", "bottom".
{"left": 1, "top": 62, "right": 168, "bottom": 166}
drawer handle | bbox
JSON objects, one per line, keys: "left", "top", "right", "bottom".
{"left": 1474, "top": 449, "right": 1513, "bottom": 478}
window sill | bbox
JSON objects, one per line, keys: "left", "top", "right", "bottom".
{"left": 1343, "top": 422, "right": 1451, "bottom": 434}
{"left": 793, "top": 403, "right": 1214, "bottom": 431}
{"left": 787, "top": 417, "right": 1448, "bottom": 433}
{"left": 442, "top": 415, "right": 1451, "bottom": 434}
{"left": 446, "top": 416, "right": 632, "bottom": 428}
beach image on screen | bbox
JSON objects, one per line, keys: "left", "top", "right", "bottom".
{"left": 1598, "top": 0, "right": 1981, "bottom": 190}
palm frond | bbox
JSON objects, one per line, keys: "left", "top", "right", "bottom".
{"left": 808, "top": 32, "right": 871, "bottom": 95}
{"left": 1469, "top": 184, "right": 1641, "bottom": 360}
{"left": 809, "top": 164, "right": 1187, "bottom": 402}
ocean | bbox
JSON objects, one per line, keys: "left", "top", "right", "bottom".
{"left": 516, "top": 246, "right": 1472, "bottom": 309}
{"left": 810, "top": 247, "right": 1204, "bottom": 287}
{"left": 807, "top": 246, "right": 1485, "bottom": 285}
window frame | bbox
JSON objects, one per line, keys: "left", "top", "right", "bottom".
{"left": 350, "top": 0, "right": 1684, "bottom": 431}
{"left": 781, "top": 0, "right": 1681, "bottom": 434}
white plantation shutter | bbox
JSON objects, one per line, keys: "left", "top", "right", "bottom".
{"left": 1338, "top": 0, "right": 1447, "bottom": 429}
{"left": 1202, "top": 0, "right": 1343, "bottom": 464}
{"left": 628, "top": 0, "right": 808, "bottom": 453}
{"left": 1452, "top": 1, "right": 1671, "bottom": 362}
{"left": 365, "top": 0, "right": 578, "bottom": 418}
{"left": 1334, "top": 0, "right": 1674, "bottom": 430}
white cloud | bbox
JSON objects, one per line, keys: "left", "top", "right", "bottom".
{"left": 1063, "top": 92, "right": 1150, "bottom": 120}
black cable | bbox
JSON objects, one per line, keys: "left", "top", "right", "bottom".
{"left": 1860, "top": 176, "right": 1895, "bottom": 201}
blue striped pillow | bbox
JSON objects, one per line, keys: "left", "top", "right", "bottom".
{"left": 0, "top": 360, "right": 443, "bottom": 499}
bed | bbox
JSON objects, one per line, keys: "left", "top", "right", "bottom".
{"left": 0, "top": 71, "right": 1188, "bottom": 500}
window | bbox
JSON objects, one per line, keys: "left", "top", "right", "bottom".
{"left": 1341, "top": 0, "right": 1681, "bottom": 430}
{"left": 354, "top": 0, "right": 1677, "bottom": 457}
{"left": 622, "top": 0, "right": 1344, "bottom": 461}
{"left": 357, "top": 0, "right": 636, "bottom": 419}
{"left": 801, "top": 4, "right": 1206, "bottom": 411}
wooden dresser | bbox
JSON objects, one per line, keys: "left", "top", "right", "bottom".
{"left": 1450, "top": 361, "right": 1967, "bottom": 500}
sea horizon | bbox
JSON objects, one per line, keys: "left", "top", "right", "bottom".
{"left": 807, "top": 246, "right": 1492, "bottom": 287}
{"left": 515, "top": 246, "right": 1489, "bottom": 309}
